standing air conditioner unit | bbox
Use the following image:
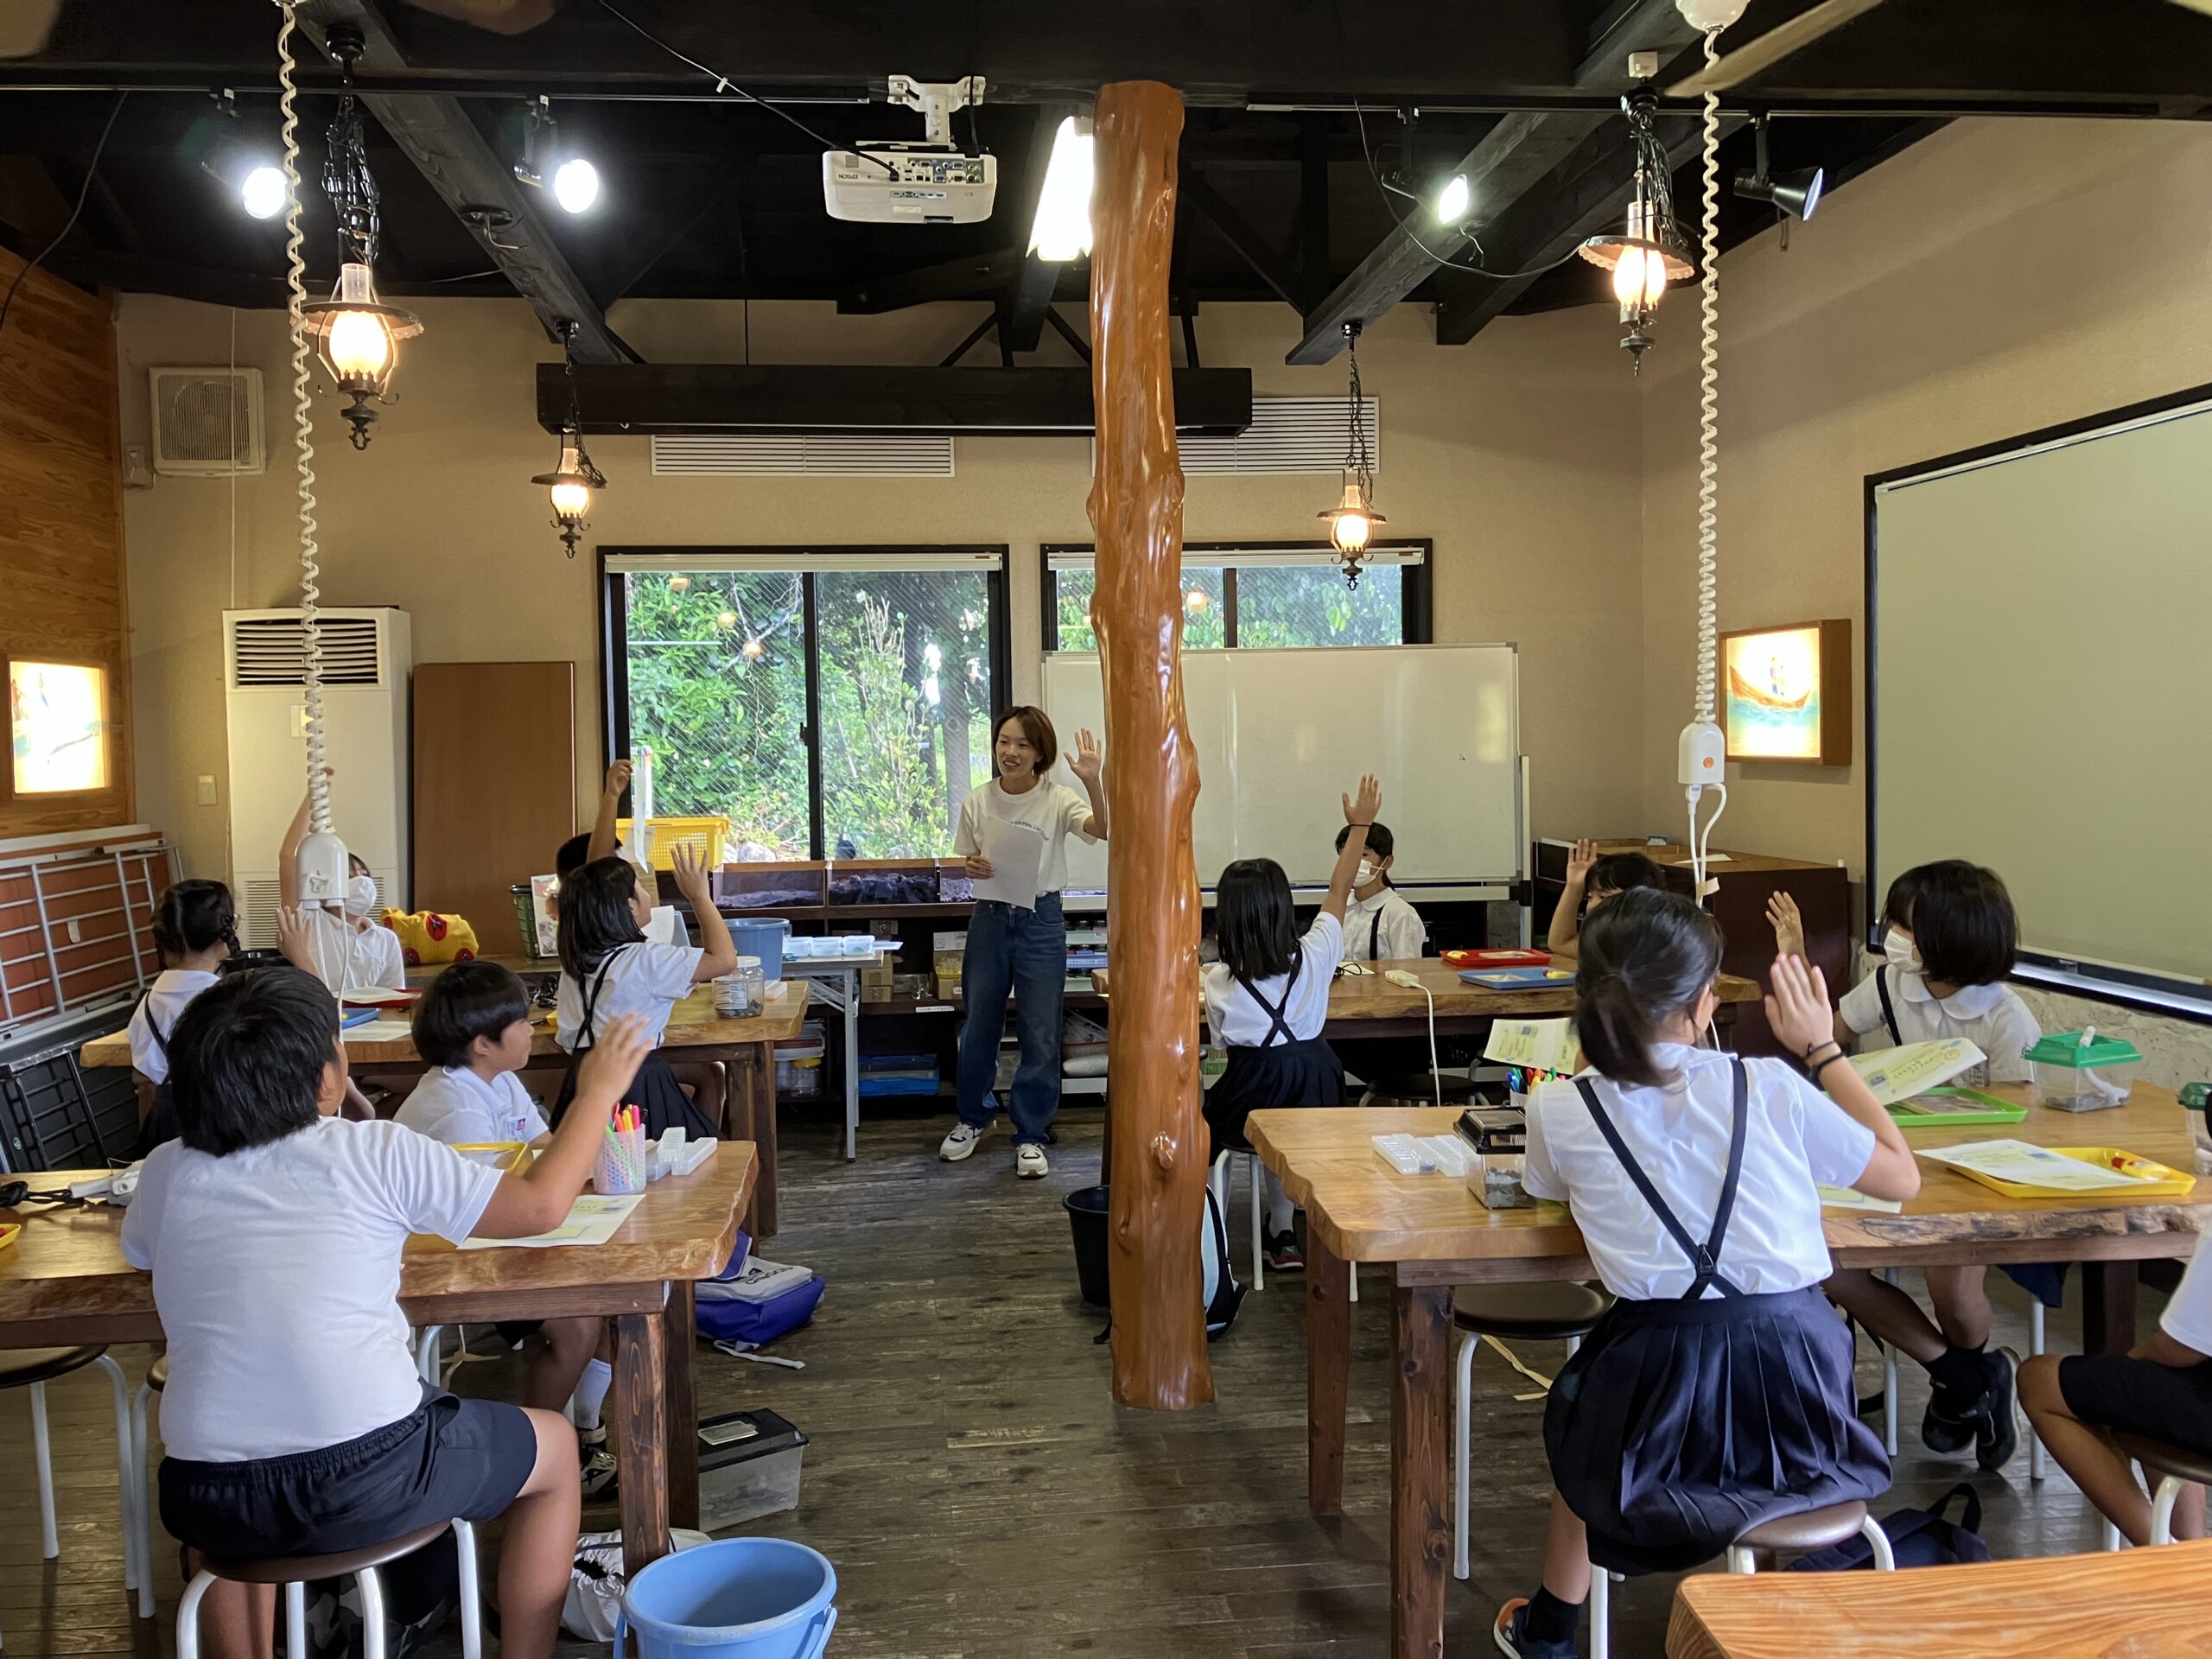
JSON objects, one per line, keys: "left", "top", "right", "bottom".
{"left": 149, "top": 367, "right": 264, "bottom": 477}
{"left": 225, "top": 607, "right": 410, "bottom": 948}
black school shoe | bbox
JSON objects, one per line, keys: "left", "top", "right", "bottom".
{"left": 1923, "top": 1379, "right": 1983, "bottom": 1456}
{"left": 1493, "top": 1600, "right": 1576, "bottom": 1659}
{"left": 1977, "top": 1346, "right": 2022, "bottom": 1471}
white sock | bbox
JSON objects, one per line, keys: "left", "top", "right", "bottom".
{"left": 1263, "top": 1169, "right": 1298, "bottom": 1235}
{"left": 571, "top": 1357, "right": 613, "bottom": 1431}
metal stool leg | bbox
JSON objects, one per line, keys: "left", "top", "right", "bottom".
{"left": 1861, "top": 1514, "right": 1897, "bottom": 1570}
{"left": 1590, "top": 1570, "right": 1616, "bottom": 1659}
{"left": 1726, "top": 1545, "right": 1755, "bottom": 1574}
{"left": 1249, "top": 1153, "right": 1264, "bottom": 1293}
{"left": 29, "top": 1378, "right": 58, "bottom": 1560}
{"left": 1348, "top": 1262, "right": 1358, "bottom": 1304}
{"left": 91, "top": 1354, "right": 140, "bottom": 1601}
{"left": 1452, "top": 1332, "right": 1477, "bottom": 1580}
{"left": 286, "top": 1581, "right": 308, "bottom": 1659}
{"left": 2028, "top": 1300, "right": 2047, "bottom": 1479}
{"left": 175, "top": 1569, "right": 217, "bottom": 1659}
{"left": 359, "top": 1564, "right": 389, "bottom": 1659}
{"left": 454, "top": 1518, "right": 483, "bottom": 1659}
{"left": 131, "top": 1379, "right": 157, "bottom": 1618}
{"left": 416, "top": 1325, "right": 444, "bottom": 1386}
{"left": 2151, "top": 1477, "right": 2184, "bottom": 1546}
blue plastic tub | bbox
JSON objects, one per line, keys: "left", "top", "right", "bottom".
{"left": 729, "top": 918, "right": 790, "bottom": 982}
{"left": 613, "top": 1538, "right": 837, "bottom": 1659}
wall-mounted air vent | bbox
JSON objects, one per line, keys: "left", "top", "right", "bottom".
{"left": 225, "top": 614, "right": 387, "bottom": 689}
{"left": 1177, "top": 395, "right": 1378, "bottom": 476}
{"left": 149, "top": 366, "right": 264, "bottom": 476}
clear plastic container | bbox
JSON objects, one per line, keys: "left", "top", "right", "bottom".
{"left": 714, "top": 956, "right": 766, "bottom": 1018}
{"left": 2025, "top": 1031, "right": 2143, "bottom": 1112}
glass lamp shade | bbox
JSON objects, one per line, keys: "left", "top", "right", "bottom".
{"left": 302, "top": 262, "right": 422, "bottom": 395}
{"left": 1319, "top": 480, "right": 1382, "bottom": 556}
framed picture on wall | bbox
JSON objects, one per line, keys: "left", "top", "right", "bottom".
{"left": 7, "top": 658, "right": 112, "bottom": 796}
{"left": 1719, "top": 619, "right": 1852, "bottom": 765}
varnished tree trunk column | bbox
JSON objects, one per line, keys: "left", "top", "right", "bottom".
{"left": 1087, "top": 80, "right": 1211, "bottom": 1411}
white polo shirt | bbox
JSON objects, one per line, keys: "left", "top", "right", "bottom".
{"left": 120, "top": 1116, "right": 499, "bottom": 1462}
{"left": 556, "top": 940, "right": 703, "bottom": 1051}
{"left": 126, "top": 969, "right": 223, "bottom": 1084}
{"left": 1523, "top": 1045, "right": 1876, "bottom": 1301}
{"left": 295, "top": 909, "right": 407, "bottom": 994}
{"left": 395, "top": 1066, "right": 549, "bottom": 1146}
{"left": 1839, "top": 965, "right": 2040, "bottom": 1082}
{"left": 1343, "top": 888, "right": 1427, "bottom": 963}
{"left": 954, "top": 778, "right": 1099, "bottom": 899}
{"left": 1204, "top": 913, "right": 1343, "bottom": 1048}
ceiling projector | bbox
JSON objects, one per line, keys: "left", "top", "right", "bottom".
{"left": 823, "top": 74, "right": 997, "bottom": 225}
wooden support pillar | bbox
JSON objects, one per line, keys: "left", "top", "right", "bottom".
{"left": 1088, "top": 79, "right": 1211, "bottom": 1411}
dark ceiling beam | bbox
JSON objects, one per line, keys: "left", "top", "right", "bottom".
{"left": 838, "top": 247, "right": 1023, "bottom": 315}
{"left": 297, "top": 0, "right": 632, "bottom": 363}
{"left": 1005, "top": 102, "right": 1081, "bottom": 354}
{"left": 1433, "top": 111, "right": 1741, "bottom": 347}
{"left": 1180, "top": 168, "right": 1301, "bottom": 310}
{"left": 10, "top": 240, "right": 289, "bottom": 308}
{"left": 1285, "top": 0, "right": 1700, "bottom": 365}
{"left": 1294, "top": 114, "right": 1329, "bottom": 310}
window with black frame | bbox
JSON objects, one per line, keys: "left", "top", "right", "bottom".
{"left": 601, "top": 548, "right": 1010, "bottom": 861}
{"left": 1041, "top": 541, "right": 1433, "bottom": 650}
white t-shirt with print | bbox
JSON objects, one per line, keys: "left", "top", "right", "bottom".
{"left": 556, "top": 940, "right": 703, "bottom": 1051}
{"left": 954, "top": 779, "right": 1099, "bottom": 899}
{"left": 1523, "top": 1045, "right": 1876, "bottom": 1301}
{"left": 120, "top": 1116, "right": 499, "bottom": 1463}
{"left": 1839, "top": 965, "right": 2040, "bottom": 1082}
{"left": 127, "top": 969, "right": 223, "bottom": 1083}
{"left": 395, "top": 1066, "right": 550, "bottom": 1146}
{"left": 1204, "top": 913, "right": 1344, "bottom": 1048}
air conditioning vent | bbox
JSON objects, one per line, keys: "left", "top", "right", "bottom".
{"left": 226, "top": 614, "right": 385, "bottom": 689}
{"left": 149, "top": 367, "right": 264, "bottom": 476}
{"left": 651, "top": 433, "right": 956, "bottom": 478}
{"left": 1177, "top": 395, "right": 1377, "bottom": 476}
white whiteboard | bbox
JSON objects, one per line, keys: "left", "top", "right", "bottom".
{"left": 1041, "top": 645, "right": 1521, "bottom": 892}
{"left": 1872, "top": 391, "right": 2212, "bottom": 993}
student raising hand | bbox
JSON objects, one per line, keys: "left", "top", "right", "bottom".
{"left": 1566, "top": 836, "right": 1599, "bottom": 887}
{"left": 1763, "top": 950, "right": 1836, "bottom": 1055}
{"left": 1324, "top": 776, "right": 1383, "bottom": 925}
{"left": 1767, "top": 890, "right": 1807, "bottom": 961}
{"left": 1343, "top": 772, "right": 1382, "bottom": 830}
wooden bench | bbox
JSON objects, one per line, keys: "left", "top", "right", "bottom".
{"left": 1668, "top": 1536, "right": 2212, "bottom": 1656}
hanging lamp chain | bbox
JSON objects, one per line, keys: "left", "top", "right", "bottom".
{"left": 319, "top": 27, "right": 380, "bottom": 269}
{"left": 1345, "top": 322, "right": 1373, "bottom": 506}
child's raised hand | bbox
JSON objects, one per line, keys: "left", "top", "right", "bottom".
{"left": 603, "top": 759, "right": 633, "bottom": 798}
{"left": 1069, "top": 728, "right": 1103, "bottom": 785}
{"left": 1343, "top": 774, "right": 1382, "bottom": 827}
{"left": 1764, "top": 952, "right": 1835, "bottom": 1058}
{"left": 276, "top": 904, "right": 316, "bottom": 971}
{"left": 1766, "top": 891, "right": 1806, "bottom": 960}
{"left": 670, "top": 839, "right": 715, "bottom": 901}
{"left": 1566, "top": 838, "right": 1599, "bottom": 886}
{"left": 575, "top": 1014, "right": 652, "bottom": 1115}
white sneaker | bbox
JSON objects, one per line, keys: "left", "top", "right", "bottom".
{"left": 1016, "top": 1143, "right": 1049, "bottom": 1179}
{"left": 939, "top": 1122, "right": 988, "bottom": 1161}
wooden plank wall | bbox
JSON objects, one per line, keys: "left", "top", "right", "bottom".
{"left": 0, "top": 244, "right": 131, "bottom": 836}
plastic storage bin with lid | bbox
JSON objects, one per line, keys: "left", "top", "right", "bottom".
{"left": 2026, "top": 1028, "right": 2143, "bottom": 1112}
{"left": 775, "top": 1020, "right": 826, "bottom": 1100}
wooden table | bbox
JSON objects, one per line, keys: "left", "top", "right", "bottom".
{"left": 0, "top": 1148, "right": 756, "bottom": 1577}
{"left": 80, "top": 984, "right": 805, "bottom": 1238}
{"left": 1249, "top": 1083, "right": 2210, "bottom": 1659}
{"left": 1666, "top": 1536, "right": 2212, "bottom": 1656}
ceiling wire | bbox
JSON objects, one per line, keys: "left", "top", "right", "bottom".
{"left": 0, "top": 92, "right": 128, "bottom": 336}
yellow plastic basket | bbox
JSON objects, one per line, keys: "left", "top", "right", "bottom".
{"left": 614, "top": 817, "right": 729, "bottom": 872}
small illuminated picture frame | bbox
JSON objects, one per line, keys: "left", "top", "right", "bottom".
{"left": 1719, "top": 619, "right": 1853, "bottom": 766}
{"left": 9, "top": 659, "right": 111, "bottom": 796}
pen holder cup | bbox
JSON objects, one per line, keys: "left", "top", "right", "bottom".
{"left": 595, "top": 1126, "right": 650, "bottom": 1195}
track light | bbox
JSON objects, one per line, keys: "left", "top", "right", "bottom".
{"left": 1733, "top": 117, "right": 1822, "bottom": 222}
{"left": 1577, "top": 88, "right": 1692, "bottom": 372}
{"left": 1433, "top": 173, "right": 1471, "bottom": 226}
{"left": 1028, "top": 115, "right": 1094, "bottom": 263}
{"left": 240, "top": 163, "right": 286, "bottom": 219}
{"left": 517, "top": 97, "right": 600, "bottom": 215}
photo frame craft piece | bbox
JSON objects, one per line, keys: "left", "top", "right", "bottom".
{"left": 1719, "top": 619, "right": 1853, "bottom": 765}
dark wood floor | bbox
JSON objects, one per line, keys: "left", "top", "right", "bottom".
{"left": 5, "top": 1105, "right": 2144, "bottom": 1656}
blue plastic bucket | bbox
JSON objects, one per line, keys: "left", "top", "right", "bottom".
{"left": 613, "top": 1539, "right": 837, "bottom": 1659}
{"left": 729, "top": 918, "right": 790, "bottom": 981}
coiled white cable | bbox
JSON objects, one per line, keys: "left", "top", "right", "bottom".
{"left": 275, "top": 3, "right": 333, "bottom": 843}
{"left": 1692, "top": 29, "right": 1721, "bottom": 731}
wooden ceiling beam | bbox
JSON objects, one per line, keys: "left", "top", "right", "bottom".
{"left": 1180, "top": 168, "right": 1301, "bottom": 310}
{"left": 837, "top": 246, "right": 1024, "bottom": 315}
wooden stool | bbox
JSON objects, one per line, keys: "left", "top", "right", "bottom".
{"left": 176, "top": 1518, "right": 482, "bottom": 1659}
{"left": 2113, "top": 1432, "right": 2212, "bottom": 1544}
{"left": 2, "top": 1344, "right": 143, "bottom": 1635}
{"left": 1726, "top": 1499, "right": 1896, "bottom": 1573}
{"left": 1452, "top": 1284, "right": 1611, "bottom": 1583}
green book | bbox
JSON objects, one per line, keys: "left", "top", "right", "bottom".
{"left": 1886, "top": 1086, "right": 2028, "bottom": 1128}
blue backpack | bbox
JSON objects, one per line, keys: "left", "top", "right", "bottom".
{"left": 694, "top": 1232, "right": 825, "bottom": 1348}
{"left": 1787, "top": 1484, "right": 1993, "bottom": 1572}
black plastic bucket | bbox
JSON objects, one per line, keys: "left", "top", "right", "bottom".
{"left": 1065, "top": 1185, "right": 1111, "bottom": 1306}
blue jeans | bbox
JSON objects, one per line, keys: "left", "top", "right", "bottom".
{"left": 957, "top": 893, "right": 1066, "bottom": 1145}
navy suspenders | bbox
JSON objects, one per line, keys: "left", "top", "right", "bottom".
{"left": 1574, "top": 1058, "right": 1751, "bottom": 1300}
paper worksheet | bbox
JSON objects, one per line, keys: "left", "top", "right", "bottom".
{"left": 1817, "top": 1185, "right": 1904, "bottom": 1214}
{"left": 343, "top": 1018, "right": 416, "bottom": 1045}
{"left": 1849, "top": 1038, "right": 1985, "bottom": 1107}
{"left": 457, "top": 1192, "right": 645, "bottom": 1250}
{"left": 972, "top": 817, "right": 1046, "bottom": 910}
{"left": 1919, "top": 1140, "right": 2151, "bottom": 1193}
{"left": 1484, "top": 1018, "right": 1579, "bottom": 1073}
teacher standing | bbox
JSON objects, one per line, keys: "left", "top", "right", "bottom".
{"left": 939, "top": 706, "right": 1108, "bottom": 1180}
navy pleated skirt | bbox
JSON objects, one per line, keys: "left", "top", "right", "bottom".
{"left": 1545, "top": 1285, "right": 1890, "bottom": 1575}
{"left": 553, "top": 1045, "right": 716, "bottom": 1141}
{"left": 1203, "top": 1037, "right": 1344, "bottom": 1154}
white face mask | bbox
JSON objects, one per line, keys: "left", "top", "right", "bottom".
{"left": 1356, "top": 860, "right": 1380, "bottom": 887}
{"left": 345, "top": 874, "right": 378, "bottom": 918}
{"left": 1882, "top": 925, "right": 1919, "bottom": 972}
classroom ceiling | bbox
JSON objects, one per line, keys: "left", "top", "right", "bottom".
{"left": 0, "top": 0, "right": 2208, "bottom": 365}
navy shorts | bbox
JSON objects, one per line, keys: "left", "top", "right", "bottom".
{"left": 2058, "top": 1353, "right": 2212, "bottom": 1456}
{"left": 159, "top": 1390, "right": 539, "bottom": 1560}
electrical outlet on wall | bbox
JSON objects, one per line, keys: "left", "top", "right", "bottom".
{"left": 197, "top": 774, "right": 217, "bottom": 806}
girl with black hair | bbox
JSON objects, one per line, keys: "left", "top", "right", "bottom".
{"left": 1199, "top": 774, "right": 1380, "bottom": 1273}
{"left": 553, "top": 842, "right": 737, "bottom": 1140}
{"left": 1494, "top": 887, "right": 1917, "bottom": 1659}
{"left": 126, "top": 878, "right": 239, "bottom": 1156}
{"left": 1547, "top": 839, "right": 1668, "bottom": 963}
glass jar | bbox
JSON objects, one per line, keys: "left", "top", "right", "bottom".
{"left": 716, "top": 955, "right": 766, "bottom": 1018}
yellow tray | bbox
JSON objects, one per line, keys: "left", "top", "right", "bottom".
{"left": 1950, "top": 1146, "right": 2196, "bottom": 1200}
{"left": 0, "top": 1222, "right": 18, "bottom": 1252}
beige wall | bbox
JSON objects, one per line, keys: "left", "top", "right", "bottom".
{"left": 118, "top": 293, "right": 1646, "bottom": 886}
{"left": 1638, "top": 117, "right": 2212, "bottom": 864}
